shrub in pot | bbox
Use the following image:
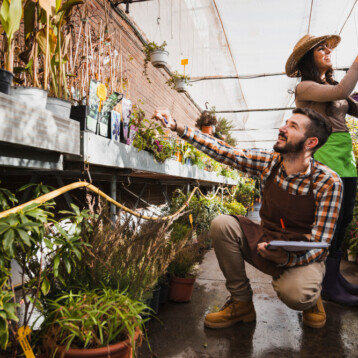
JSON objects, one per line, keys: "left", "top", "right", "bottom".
{"left": 41, "top": 288, "right": 148, "bottom": 357}
{"left": 195, "top": 108, "right": 217, "bottom": 135}
{"left": 168, "top": 245, "right": 201, "bottom": 302}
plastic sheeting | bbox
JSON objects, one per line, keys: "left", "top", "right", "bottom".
{"left": 123, "top": 0, "right": 358, "bottom": 148}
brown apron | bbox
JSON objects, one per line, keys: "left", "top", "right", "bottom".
{"left": 236, "top": 160, "right": 316, "bottom": 277}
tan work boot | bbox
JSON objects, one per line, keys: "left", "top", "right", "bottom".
{"left": 204, "top": 298, "right": 256, "bottom": 329}
{"left": 302, "top": 296, "right": 326, "bottom": 328}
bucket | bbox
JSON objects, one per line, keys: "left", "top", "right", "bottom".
{"left": 150, "top": 50, "right": 169, "bottom": 68}
{"left": 0, "top": 69, "right": 14, "bottom": 95}
{"left": 10, "top": 86, "right": 48, "bottom": 109}
{"left": 46, "top": 97, "right": 72, "bottom": 119}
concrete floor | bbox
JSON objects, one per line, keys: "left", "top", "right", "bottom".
{"left": 139, "top": 205, "right": 358, "bottom": 358}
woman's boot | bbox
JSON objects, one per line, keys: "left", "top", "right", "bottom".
{"left": 321, "top": 253, "right": 358, "bottom": 306}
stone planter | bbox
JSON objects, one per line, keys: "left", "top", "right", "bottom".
{"left": 10, "top": 86, "right": 48, "bottom": 109}
{"left": 150, "top": 50, "right": 169, "bottom": 68}
{"left": 46, "top": 97, "right": 72, "bottom": 119}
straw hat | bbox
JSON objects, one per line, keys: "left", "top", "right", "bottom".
{"left": 285, "top": 34, "right": 341, "bottom": 77}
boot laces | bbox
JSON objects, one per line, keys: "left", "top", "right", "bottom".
{"left": 220, "top": 297, "right": 233, "bottom": 311}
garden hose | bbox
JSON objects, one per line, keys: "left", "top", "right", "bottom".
{"left": 0, "top": 181, "right": 237, "bottom": 221}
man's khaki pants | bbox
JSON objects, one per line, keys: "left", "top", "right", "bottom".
{"left": 210, "top": 215, "right": 325, "bottom": 311}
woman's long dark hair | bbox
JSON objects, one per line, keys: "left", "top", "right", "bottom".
{"left": 296, "top": 46, "right": 356, "bottom": 116}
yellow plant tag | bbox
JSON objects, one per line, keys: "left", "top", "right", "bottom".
{"left": 97, "top": 83, "right": 107, "bottom": 112}
{"left": 189, "top": 213, "right": 193, "bottom": 228}
{"left": 181, "top": 59, "right": 188, "bottom": 65}
{"left": 17, "top": 326, "right": 35, "bottom": 358}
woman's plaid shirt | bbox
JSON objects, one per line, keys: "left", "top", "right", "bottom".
{"left": 181, "top": 126, "right": 343, "bottom": 267}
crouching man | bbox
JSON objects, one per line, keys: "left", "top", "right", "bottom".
{"left": 153, "top": 107, "right": 342, "bottom": 329}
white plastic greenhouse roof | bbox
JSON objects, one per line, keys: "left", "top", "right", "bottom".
{"left": 123, "top": 0, "right": 358, "bottom": 149}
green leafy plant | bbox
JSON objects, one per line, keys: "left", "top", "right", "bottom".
{"left": 223, "top": 200, "right": 247, "bottom": 216}
{"left": 0, "top": 183, "right": 93, "bottom": 353}
{"left": 143, "top": 40, "right": 167, "bottom": 83}
{"left": 130, "top": 105, "right": 174, "bottom": 163}
{"left": 214, "top": 117, "right": 237, "bottom": 146}
{"left": 167, "top": 245, "right": 200, "bottom": 278}
{"left": 166, "top": 70, "right": 191, "bottom": 90}
{"left": 0, "top": 0, "right": 22, "bottom": 72}
{"left": 235, "top": 178, "right": 256, "bottom": 209}
{"left": 41, "top": 288, "right": 148, "bottom": 353}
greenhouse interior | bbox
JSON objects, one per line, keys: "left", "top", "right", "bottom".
{"left": 0, "top": 0, "right": 358, "bottom": 357}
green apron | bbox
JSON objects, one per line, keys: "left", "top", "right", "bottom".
{"left": 314, "top": 132, "right": 357, "bottom": 178}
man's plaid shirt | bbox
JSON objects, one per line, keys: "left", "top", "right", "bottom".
{"left": 181, "top": 126, "right": 343, "bottom": 267}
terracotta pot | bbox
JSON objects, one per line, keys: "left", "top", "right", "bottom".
{"left": 50, "top": 328, "right": 141, "bottom": 358}
{"left": 169, "top": 276, "right": 196, "bottom": 302}
{"left": 201, "top": 125, "right": 213, "bottom": 135}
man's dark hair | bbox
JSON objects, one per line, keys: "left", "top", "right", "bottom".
{"left": 292, "top": 107, "right": 332, "bottom": 152}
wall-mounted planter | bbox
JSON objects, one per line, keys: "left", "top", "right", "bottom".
{"left": 150, "top": 50, "right": 169, "bottom": 68}
{"left": 10, "top": 86, "right": 48, "bottom": 109}
{"left": 0, "top": 68, "right": 14, "bottom": 95}
{"left": 46, "top": 97, "right": 72, "bottom": 119}
{"left": 175, "top": 79, "right": 188, "bottom": 93}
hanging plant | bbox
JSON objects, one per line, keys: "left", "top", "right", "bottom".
{"left": 143, "top": 41, "right": 168, "bottom": 83}
{"left": 195, "top": 107, "right": 217, "bottom": 135}
{"left": 166, "top": 71, "right": 191, "bottom": 93}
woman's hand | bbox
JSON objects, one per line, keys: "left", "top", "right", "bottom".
{"left": 152, "top": 108, "right": 176, "bottom": 130}
{"left": 257, "top": 242, "right": 288, "bottom": 265}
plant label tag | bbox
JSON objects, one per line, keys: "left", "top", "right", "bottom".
{"left": 189, "top": 214, "right": 193, "bottom": 228}
{"left": 17, "top": 326, "right": 35, "bottom": 358}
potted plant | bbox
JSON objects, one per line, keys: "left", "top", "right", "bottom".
{"left": 166, "top": 71, "right": 190, "bottom": 93}
{"left": 9, "top": 0, "right": 51, "bottom": 108}
{"left": 195, "top": 108, "right": 217, "bottom": 135}
{"left": 41, "top": 288, "right": 148, "bottom": 357}
{"left": 168, "top": 245, "right": 200, "bottom": 302}
{"left": 130, "top": 105, "right": 174, "bottom": 163}
{"left": 214, "top": 117, "right": 238, "bottom": 146}
{"left": 0, "top": 0, "right": 21, "bottom": 94}
{"left": 44, "top": 0, "right": 83, "bottom": 118}
{"left": 143, "top": 41, "right": 168, "bottom": 82}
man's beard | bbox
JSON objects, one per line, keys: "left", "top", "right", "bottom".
{"left": 273, "top": 137, "right": 306, "bottom": 154}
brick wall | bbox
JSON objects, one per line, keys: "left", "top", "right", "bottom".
{"left": 86, "top": 0, "right": 201, "bottom": 128}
